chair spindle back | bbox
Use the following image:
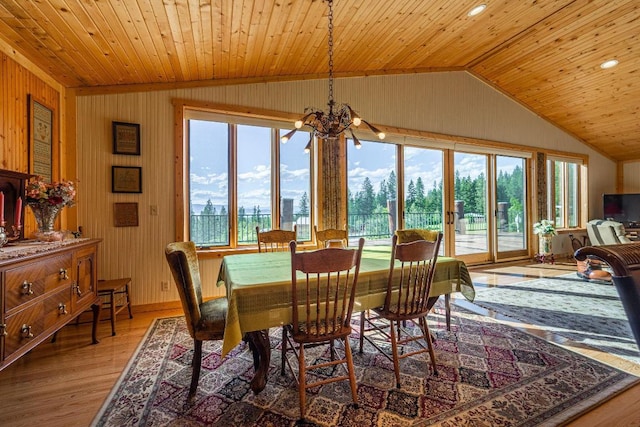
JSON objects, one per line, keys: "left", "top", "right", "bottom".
{"left": 384, "top": 233, "right": 442, "bottom": 319}
{"left": 290, "top": 238, "right": 364, "bottom": 340}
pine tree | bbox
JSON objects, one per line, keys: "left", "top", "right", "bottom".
{"left": 299, "top": 192, "right": 309, "bottom": 216}
{"left": 359, "top": 177, "right": 376, "bottom": 215}
{"left": 376, "top": 179, "right": 388, "bottom": 208}
{"left": 202, "top": 199, "right": 214, "bottom": 215}
{"left": 406, "top": 180, "right": 416, "bottom": 211}
{"left": 415, "top": 177, "right": 426, "bottom": 211}
{"left": 387, "top": 171, "right": 397, "bottom": 200}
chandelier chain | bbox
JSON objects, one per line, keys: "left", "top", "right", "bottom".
{"left": 283, "top": 0, "right": 384, "bottom": 150}
{"left": 327, "top": 0, "right": 334, "bottom": 114}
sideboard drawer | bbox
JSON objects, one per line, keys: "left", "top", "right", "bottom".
{"left": 4, "top": 302, "right": 45, "bottom": 359}
{"left": 4, "top": 254, "right": 73, "bottom": 314}
{"left": 44, "top": 287, "right": 73, "bottom": 329}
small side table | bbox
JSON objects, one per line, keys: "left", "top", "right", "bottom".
{"left": 97, "top": 278, "right": 133, "bottom": 336}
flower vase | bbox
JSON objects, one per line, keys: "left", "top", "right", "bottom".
{"left": 539, "top": 234, "right": 553, "bottom": 255}
{"left": 29, "top": 204, "right": 65, "bottom": 242}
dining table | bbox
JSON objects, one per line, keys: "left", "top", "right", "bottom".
{"left": 216, "top": 246, "right": 475, "bottom": 393}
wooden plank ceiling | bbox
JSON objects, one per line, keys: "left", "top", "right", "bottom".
{"left": 0, "top": 0, "right": 638, "bottom": 161}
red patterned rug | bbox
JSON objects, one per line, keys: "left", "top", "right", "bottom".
{"left": 93, "top": 305, "right": 638, "bottom": 426}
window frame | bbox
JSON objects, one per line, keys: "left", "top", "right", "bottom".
{"left": 174, "top": 101, "right": 313, "bottom": 254}
{"left": 546, "top": 155, "right": 587, "bottom": 230}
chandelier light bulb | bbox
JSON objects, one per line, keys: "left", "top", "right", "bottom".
{"left": 378, "top": 131, "right": 386, "bottom": 139}
{"left": 353, "top": 117, "right": 362, "bottom": 126}
{"left": 294, "top": 120, "right": 304, "bottom": 129}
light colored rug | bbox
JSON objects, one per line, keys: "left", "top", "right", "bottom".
{"left": 471, "top": 273, "right": 640, "bottom": 364}
{"left": 93, "top": 305, "right": 638, "bottom": 426}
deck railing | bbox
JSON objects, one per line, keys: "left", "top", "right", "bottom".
{"left": 189, "top": 210, "right": 522, "bottom": 247}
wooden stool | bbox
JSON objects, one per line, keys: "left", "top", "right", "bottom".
{"left": 98, "top": 278, "right": 133, "bottom": 336}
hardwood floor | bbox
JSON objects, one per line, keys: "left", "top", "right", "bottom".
{"left": 0, "top": 261, "right": 638, "bottom": 426}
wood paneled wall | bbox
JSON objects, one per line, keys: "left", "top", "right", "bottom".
{"left": 0, "top": 52, "right": 60, "bottom": 174}
{"left": 75, "top": 72, "right": 617, "bottom": 307}
{"left": 0, "top": 41, "right": 624, "bottom": 309}
{"left": 0, "top": 52, "right": 66, "bottom": 235}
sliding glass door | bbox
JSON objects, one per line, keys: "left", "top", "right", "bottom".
{"left": 403, "top": 146, "right": 444, "bottom": 254}
{"left": 495, "top": 155, "right": 528, "bottom": 259}
{"left": 448, "top": 152, "right": 490, "bottom": 263}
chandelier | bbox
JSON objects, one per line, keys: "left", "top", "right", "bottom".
{"left": 281, "top": 0, "right": 385, "bottom": 152}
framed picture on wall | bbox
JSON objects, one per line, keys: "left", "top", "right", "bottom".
{"left": 112, "top": 121, "right": 140, "bottom": 155}
{"left": 112, "top": 166, "right": 142, "bottom": 193}
{"left": 28, "top": 95, "right": 54, "bottom": 182}
{"left": 114, "top": 202, "right": 139, "bottom": 227}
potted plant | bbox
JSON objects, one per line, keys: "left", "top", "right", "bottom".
{"left": 533, "top": 219, "right": 556, "bottom": 255}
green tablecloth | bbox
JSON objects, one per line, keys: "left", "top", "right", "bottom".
{"left": 217, "top": 248, "right": 474, "bottom": 356}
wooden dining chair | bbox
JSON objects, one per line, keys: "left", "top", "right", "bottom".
{"left": 164, "top": 241, "right": 228, "bottom": 402}
{"left": 359, "top": 232, "right": 442, "bottom": 388}
{"left": 256, "top": 225, "right": 296, "bottom": 252}
{"left": 314, "top": 225, "right": 348, "bottom": 248}
{"left": 281, "top": 238, "right": 365, "bottom": 421}
{"left": 395, "top": 228, "right": 452, "bottom": 330}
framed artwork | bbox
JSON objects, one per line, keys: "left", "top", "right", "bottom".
{"left": 112, "top": 166, "right": 142, "bottom": 193}
{"left": 112, "top": 121, "right": 140, "bottom": 155}
{"left": 29, "top": 95, "right": 54, "bottom": 182}
{"left": 114, "top": 202, "right": 139, "bottom": 227}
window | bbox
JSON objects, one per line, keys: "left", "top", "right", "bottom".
{"left": 186, "top": 110, "right": 311, "bottom": 249}
{"left": 548, "top": 156, "right": 583, "bottom": 229}
{"left": 347, "top": 139, "right": 397, "bottom": 246}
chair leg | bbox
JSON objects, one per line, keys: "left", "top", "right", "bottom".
{"left": 189, "top": 340, "right": 203, "bottom": 400}
{"left": 343, "top": 338, "right": 359, "bottom": 407}
{"left": 445, "top": 293, "right": 451, "bottom": 331}
{"left": 419, "top": 317, "right": 438, "bottom": 376}
{"left": 126, "top": 283, "right": 133, "bottom": 319}
{"left": 108, "top": 290, "right": 116, "bottom": 336}
{"left": 298, "top": 343, "right": 307, "bottom": 421}
{"left": 389, "top": 320, "right": 401, "bottom": 389}
{"left": 359, "top": 311, "right": 365, "bottom": 353}
{"left": 281, "top": 327, "right": 287, "bottom": 375}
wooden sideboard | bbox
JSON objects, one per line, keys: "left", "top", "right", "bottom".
{"left": 0, "top": 238, "right": 101, "bottom": 371}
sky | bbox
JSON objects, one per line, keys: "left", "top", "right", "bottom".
{"left": 189, "top": 120, "right": 523, "bottom": 214}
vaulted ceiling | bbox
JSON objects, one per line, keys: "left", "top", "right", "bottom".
{"left": 0, "top": 0, "right": 638, "bottom": 161}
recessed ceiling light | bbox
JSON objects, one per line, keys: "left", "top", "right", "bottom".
{"left": 600, "top": 59, "right": 619, "bottom": 69}
{"left": 468, "top": 4, "right": 487, "bottom": 17}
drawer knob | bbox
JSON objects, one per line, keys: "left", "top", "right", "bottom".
{"left": 21, "top": 324, "right": 34, "bottom": 339}
{"left": 58, "top": 303, "right": 68, "bottom": 315}
{"left": 0, "top": 324, "right": 7, "bottom": 337}
{"left": 21, "top": 281, "right": 34, "bottom": 295}
{"left": 59, "top": 268, "right": 69, "bottom": 280}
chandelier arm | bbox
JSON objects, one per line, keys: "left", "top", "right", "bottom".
{"left": 361, "top": 119, "right": 386, "bottom": 139}
{"left": 350, "top": 129, "right": 362, "bottom": 149}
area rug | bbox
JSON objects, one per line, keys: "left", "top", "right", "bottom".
{"left": 471, "top": 273, "right": 640, "bottom": 364}
{"left": 93, "top": 306, "right": 638, "bottom": 427}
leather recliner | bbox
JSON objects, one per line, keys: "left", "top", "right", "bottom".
{"left": 577, "top": 219, "right": 633, "bottom": 281}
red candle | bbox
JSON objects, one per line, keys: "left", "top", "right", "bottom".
{"left": 0, "top": 191, "right": 4, "bottom": 224}
{"left": 14, "top": 197, "right": 22, "bottom": 226}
